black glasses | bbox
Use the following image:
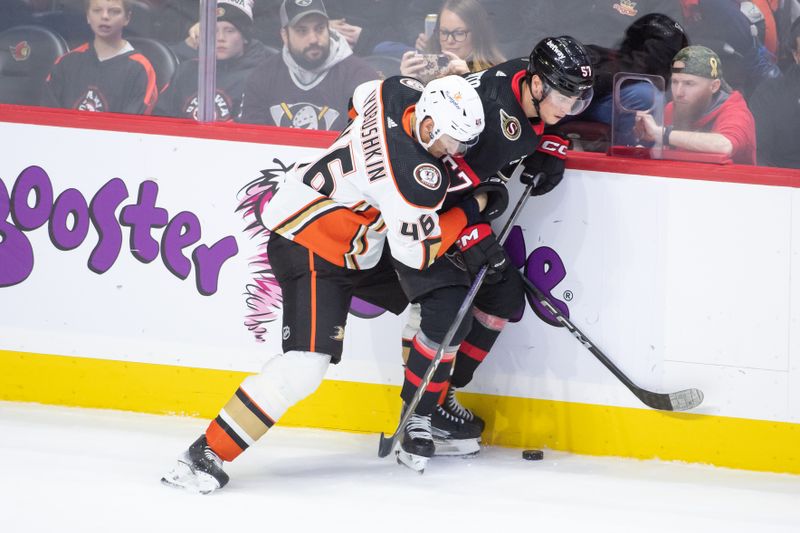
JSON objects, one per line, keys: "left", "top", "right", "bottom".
{"left": 438, "top": 29, "right": 470, "bottom": 42}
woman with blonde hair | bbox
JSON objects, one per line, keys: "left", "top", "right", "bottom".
{"left": 401, "top": 0, "right": 505, "bottom": 80}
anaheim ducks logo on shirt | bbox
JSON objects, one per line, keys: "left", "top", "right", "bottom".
{"left": 77, "top": 88, "right": 107, "bottom": 112}
{"left": 613, "top": 0, "right": 638, "bottom": 16}
{"left": 270, "top": 102, "right": 341, "bottom": 130}
{"left": 330, "top": 326, "right": 345, "bottom": 342}
{"left": 11, "top": 41, "right": 31, "bottom": 61}
{"left": 500, "top": 109, "right": 521, "bottom": 141}
{"left": 413, "top": 163, "right": 442, "bottom": 190}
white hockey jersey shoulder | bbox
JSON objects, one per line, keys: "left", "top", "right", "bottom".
{"left": 260, "top": 78, "right": 450, "bottom": 271}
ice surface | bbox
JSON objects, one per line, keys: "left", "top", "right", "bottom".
{"left": 1, "top": 401, "right": 798, "bottom": 532}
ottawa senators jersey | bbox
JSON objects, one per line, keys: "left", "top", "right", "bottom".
{"left": 42, "top": 42, "right": 157, "bottom": 115}
{"left": 261, "top": 77, "right": 467, "bottom": 271}
{"left": 437, "top": 59, "right": 545, "bottom": 211}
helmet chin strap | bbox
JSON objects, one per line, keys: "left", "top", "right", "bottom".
{"left": 527, "top": 76, "right": 543, "bottom": 119}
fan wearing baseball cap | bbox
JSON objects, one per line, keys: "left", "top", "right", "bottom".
{"left": 237, "top": 0, "right": 378, "bottom": 130}
{"left": 635, "top": 45, "right": 756, "bottom": 164}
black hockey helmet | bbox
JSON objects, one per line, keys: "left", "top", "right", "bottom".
{"left": 527, "top": 36, "right": 594, "bottom": 98}
{"left": 527, "top": 36, "right": 594, "bottom": 115}
{"left": 621, "top": 14, "right": 688, "bottom": 55}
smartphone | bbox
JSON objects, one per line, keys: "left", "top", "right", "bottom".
{"left": 417, "top": 53, "right": 450, "bottom": 82}
{"left": 424, "top": 14, "right": 438, "bottom": 41}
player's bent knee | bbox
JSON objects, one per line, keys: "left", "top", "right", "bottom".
{"left": 239, "top": 350, "right": 331, "bottom": 421}
{"left": 402, "top": 302, "right": 422, "bottom": 340}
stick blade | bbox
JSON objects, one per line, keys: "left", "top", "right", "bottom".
{"left": 636, "top": 387, "right": 704, "bottom": 411}
{"left": 378, "top": 432, "right": 395, "bottom": 458}
{"left": 668, "top": 388, "right": 704, "bottom": 412}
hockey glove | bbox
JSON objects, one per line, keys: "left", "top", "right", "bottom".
{"left": 455, "top": 223, "right": 508, "bottom": 284}
{"left": 520, "top": 130, "right": 570, "bottom": 196}
{"left": 472, "top": 178, "right": 509, "bottom": 221}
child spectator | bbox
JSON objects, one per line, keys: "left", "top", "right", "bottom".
{"left": 157, "top": 0, "right": 269, "bottom": 121}
{"left": 42, "top": 0, "right": 158, "bottom": 114}
{"left": 634, "top": 45, "right": 756, "bottom": 164}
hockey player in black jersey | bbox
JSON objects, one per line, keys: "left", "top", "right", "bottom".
{"left": 395, "top": 36, "right": 595, "bottom": 461}
{"left": 161, "top": 74, "right": 490, "bottom": 492}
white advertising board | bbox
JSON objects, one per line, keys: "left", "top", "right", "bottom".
{"left": 1, "top": 121, "right": 798, "bottom": 425}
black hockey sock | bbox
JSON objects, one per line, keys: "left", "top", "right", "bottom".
{"left": 451, "top": 308, "right": 507, "bottom": 388}
{"left": 401, "top": 333, "right": 456, "bottom": 415}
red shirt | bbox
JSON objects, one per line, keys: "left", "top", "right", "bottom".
{"left": 665, "top": 90, "right": 757, "bottom": 165}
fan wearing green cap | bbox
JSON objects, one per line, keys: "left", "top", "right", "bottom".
{"left": 635, "top": 45, "right": 756, "bottom": 164}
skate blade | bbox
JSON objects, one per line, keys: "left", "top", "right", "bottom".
{"left": 395, "top": 449, "right": 429, "bottom": 474}
{"left": 160, "top": 460, "right": 221, "bottom": 495}
{"left": 433, "top": 437, "right": 480, "bottom": 457}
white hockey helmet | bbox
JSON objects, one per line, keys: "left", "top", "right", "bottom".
{"left": 415, "top": 75, "right": 485, "bottom": 156}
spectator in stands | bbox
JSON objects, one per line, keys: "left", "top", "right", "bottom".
{"left": 749, "top": 17, "right": 800, "bottom": 168}
{"left": 682, "top": 0, "right": 781, "bottom": 96}
{"left": 577, "top": 13, "right": 688, "bottom": 145}
{"left": 237, "top": 0, "right": 377, "bottom": 130}
{"left": 157, "top": 0, "right": 269, "bottom": 121}
{"left": 634, "top": 45, "right": 756, "bottom": 164}
{"left": 42, "top": 0, "right": 158, "bottom": 114}
{"left": 324, "top": 0, "right": 410, "bottom": 57}
{"left": 400, "top": 0, "right": 505, "bottom": 81}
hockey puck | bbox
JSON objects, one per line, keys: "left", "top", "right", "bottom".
{"left": 522, "top": 449, "right": 544, "bottom": 461}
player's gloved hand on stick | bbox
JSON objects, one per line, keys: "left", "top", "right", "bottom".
{"left": 455, "top": 223, "right": 508, "bottom": 284}
{"left": 520, "top": 129, "right": 570, "bottom": 196}
{"left": 472, "top": 178, "right": 508, "bottom": 220}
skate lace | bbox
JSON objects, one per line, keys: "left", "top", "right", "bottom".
{"left": 436, "top": 403, "right": 465, "bottom": 423}
{"left": 446, "top": 388, "right": 474, "bottom": 421}
{"left": 406, "top": 414, "right": 432, "bottom": 441}
{"left": 203, "top": 446, "right": 223, "bottom": 468}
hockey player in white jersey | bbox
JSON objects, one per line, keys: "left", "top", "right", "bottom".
{"left": 161, "top": 74, "right": 489, "bottom": 492}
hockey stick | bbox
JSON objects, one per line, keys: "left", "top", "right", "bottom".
{"left": 378, "top": 178, "right": 539, "bottom": 458}
{"left": 521, "top": 275, "right": 704, "bottom": 411}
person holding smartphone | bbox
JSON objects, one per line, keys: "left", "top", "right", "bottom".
{"left": 400, "top": 0, "right": 505, "bottom": 81}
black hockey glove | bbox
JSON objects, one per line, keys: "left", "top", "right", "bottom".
{"left": 472, "top": 178, "right": 508, "bottom": 221}
{"left": 520, "top": 130, "right": 570, "bottom": 196}
{"left": 455, "top": 223, "right": 508, "bottom": 284}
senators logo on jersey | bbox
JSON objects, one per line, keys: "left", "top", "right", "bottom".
{"left": 500, "top": 109, "right": 521, "bottom": 141}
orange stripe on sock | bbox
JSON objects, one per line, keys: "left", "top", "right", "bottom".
{"left": 205, "top": 419, "right": 245, "bottom": 462}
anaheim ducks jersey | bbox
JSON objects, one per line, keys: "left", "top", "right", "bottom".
{"left": 261, "top": 77, "right": 467, "bottom": 271}
{"left": 441, "top": 58, "right": 545, "bottom": 208}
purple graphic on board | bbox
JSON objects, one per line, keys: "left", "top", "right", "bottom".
{"left": 503, "top": 226, "right": 569, "bottom": 327}
{"left": 0, "top": 165, "right": 238, "bottom": 295}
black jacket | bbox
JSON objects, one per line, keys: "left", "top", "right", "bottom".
{"left": 157, "top": 40, "right": 271, "bottom": 121}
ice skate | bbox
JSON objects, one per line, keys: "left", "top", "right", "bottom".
{"left": 442, "top": 386, "right": 485, "bottom": 432}
{"left": 431, "top": 402, "right": 481, "bottom": 456}
{"left": 396, "top": 412, "right": 435, "bottom": 473}
{"left": 161, "top": 435, "right": 229, "bottom": 494}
